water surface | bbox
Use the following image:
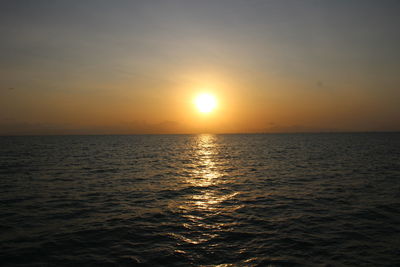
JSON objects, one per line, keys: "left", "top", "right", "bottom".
{"left": 1, "top": 133, "right": 400, "bottom": 266}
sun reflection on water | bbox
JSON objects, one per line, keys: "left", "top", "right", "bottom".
{"left": 188, "top": 134, "right": 221, "bottom": 188}
{"left": 172, "top": 134, "right": 241, "bottom": 246}
{"left": 186, "top": 134, "right": 223, "bottom": 202}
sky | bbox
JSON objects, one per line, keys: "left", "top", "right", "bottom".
{"left": 1, "top": 0, "right": 399, "bottom": 135}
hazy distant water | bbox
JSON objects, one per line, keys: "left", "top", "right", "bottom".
{"left": 1, "top": 133, "right": 400, "bottom": 266}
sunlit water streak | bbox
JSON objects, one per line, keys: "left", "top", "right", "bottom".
{"left": 1, "top": 133, "right": 400, "bottom": 266}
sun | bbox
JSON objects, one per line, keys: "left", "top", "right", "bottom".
{"left": 195, "top": 93, "right": 217, "bottom": 113}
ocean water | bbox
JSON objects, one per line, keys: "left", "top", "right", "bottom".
{"left": 1, "top": 133, "right": 400, "bottom": 266}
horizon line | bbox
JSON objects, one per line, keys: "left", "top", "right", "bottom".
{"left": 1, "top": 130, "right": 399, "bottom": 137}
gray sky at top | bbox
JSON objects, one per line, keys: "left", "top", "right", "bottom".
{"left": 2, "top": 0, "right": 399, "bottom": 79}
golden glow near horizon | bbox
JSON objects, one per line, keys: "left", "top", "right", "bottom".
{"left": 195, "top": 93, "right": 217, "bottom": 113}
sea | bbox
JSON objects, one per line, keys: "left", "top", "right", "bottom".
{"left": 1, "top": 133, "right": 399, "bottom": 266}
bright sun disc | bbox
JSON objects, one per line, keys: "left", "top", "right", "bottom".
{"left": 195, "top": 93, "right": 217, "bottom": 113}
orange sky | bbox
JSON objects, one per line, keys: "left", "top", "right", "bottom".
{"left": 1, "top": 1, "right": 399, "bottom": 135}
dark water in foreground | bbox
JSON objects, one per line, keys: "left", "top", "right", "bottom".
{"left": 1, "top": 133, "right": 400, "bottom": 266}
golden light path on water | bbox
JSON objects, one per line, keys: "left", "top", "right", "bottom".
{"left": 171, "top": 134, "right": 242, "bottom": 247}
